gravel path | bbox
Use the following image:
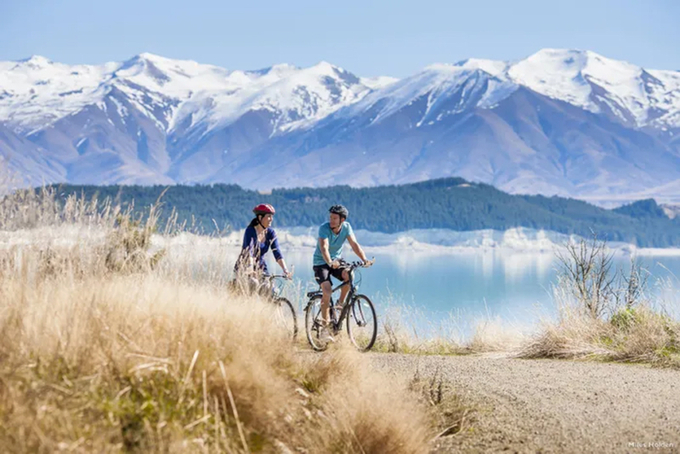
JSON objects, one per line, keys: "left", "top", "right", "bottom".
{"left": 368, "top": 353, "right": 680, "bottom": 453}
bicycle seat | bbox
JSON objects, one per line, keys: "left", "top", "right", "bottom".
{"left": 306, "top": 291, "right": 322, "bottom": 298}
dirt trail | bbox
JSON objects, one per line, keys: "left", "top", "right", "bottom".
{"left": 368, "top": 353, "right": 680, "bottom": 453}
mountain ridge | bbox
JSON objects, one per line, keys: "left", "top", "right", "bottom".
{"left": 2, "top": 49, "right": 679, "bottom": 205}
{"left": 48, "top": 176, "right": 680, "bottom": 248}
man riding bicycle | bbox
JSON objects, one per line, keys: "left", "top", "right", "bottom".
{"left": 312, "top": 204, "right": 372, "bottom": 342}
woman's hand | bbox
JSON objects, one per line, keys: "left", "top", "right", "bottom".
{"left": 278, "top": 260, "right": 292, "bottom": 279}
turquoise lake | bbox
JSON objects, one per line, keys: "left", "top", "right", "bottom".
{"left": 263, "top": 248, "right": 680, "bottom": 330}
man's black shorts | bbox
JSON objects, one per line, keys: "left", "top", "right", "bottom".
{"left": 313, "top": 263, "right": 348, "bottom": 285}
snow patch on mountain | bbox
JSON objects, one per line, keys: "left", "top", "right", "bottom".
{"left": 508, "top": 49, "right": 680, "bottom": 127}
{"left": 334, "top": 49, "right": 680, "bottom": 130}
{"left": 360, "top": 75, "right": 399, "bottom": 90}
{"left": 343, "top": 64, "right": 516, "bottom": 126}
{"left": 0, "top": 54, "right": 375, "bottom": 137}
{"left": 0, "top": 56, "right": 116, "bottom": 133}
{"left": 455, "top": 58, "right": 509, "bottom": 77}
{"left": 341, "top": 49, "right": 680, "bottom": 130}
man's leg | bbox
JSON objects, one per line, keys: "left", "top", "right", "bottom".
{"left": 319, "top": 280, "right": 336, "bottom": 342}
{"left": 321, "top": 280, "right": 332, "bottom": 323}
{"left": 338, "top": 269, "right": 350, "bottom": 306}
{"left": 314, "top": 265, "right": 333, "bottom": 324}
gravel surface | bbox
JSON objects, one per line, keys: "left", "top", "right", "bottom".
{"left": 367, "top": 353, "right": 680, "bottom": 453}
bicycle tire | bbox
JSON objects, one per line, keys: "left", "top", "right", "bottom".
{"left": 304, "top": 295, "right": 330, "bottom": 351}
{"left": 346, "top": 294, "right": 377, "bottom": 351}
{"left": 273, "top": 297, "right": 298, "bottom": 341}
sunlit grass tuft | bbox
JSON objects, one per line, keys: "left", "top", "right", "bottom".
{"left": 374, "top": 299, "right": 527, "bottom": 356}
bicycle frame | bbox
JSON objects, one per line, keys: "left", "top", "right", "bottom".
{"left": 266, "top": 274, "right": 289, "bottom": 299}
{"left": 306, "top": 267, "right": 361, "bottom": 330}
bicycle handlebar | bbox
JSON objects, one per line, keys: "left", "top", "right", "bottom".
{"left": 267, "top": 257, "right": 375, "bottom": 280}
{"left": 347, "top": 257, "right": 376, "bottom": 270}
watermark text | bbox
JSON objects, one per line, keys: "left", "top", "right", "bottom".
{"left": 628, "top": 441, "right": 676, "bottom": 450}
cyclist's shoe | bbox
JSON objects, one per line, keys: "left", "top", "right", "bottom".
{"left": 320, "top": 326, "right": 335, "bottom": 343}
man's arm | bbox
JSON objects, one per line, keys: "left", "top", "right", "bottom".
{"left": 318, "top": 237, "right": 332, "bottom": 266}
{"left": 346, "top": 234, "right": 369, "bottom": 263}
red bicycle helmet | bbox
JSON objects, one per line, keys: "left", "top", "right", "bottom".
{"left": 253, "top": 203, "right": 276, "bottom": 215}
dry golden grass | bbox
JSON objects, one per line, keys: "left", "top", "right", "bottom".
{"left": 375, "top": 303, "right": 526, "bottom": 356}
{"left": 521, "top": 304, "right": 680, "bottom": 366}
{"left": 0, "top": 191, "right": 465, "bottom": 453}
{"left": 520, "top": 253, "right": 680, "bottom": 367}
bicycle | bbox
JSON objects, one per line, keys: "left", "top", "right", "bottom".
{"left": 304, "top": 259, "right": 377, "bottom": 351}
{"left": 264, "top": 274, "right": 299, "bottom": 341}
{"left": 229, "top": 273, "right": 298, "bottom": 341}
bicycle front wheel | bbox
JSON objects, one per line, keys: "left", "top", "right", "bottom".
{"left": 305, "top": 295, "right": 330, "bottom": 351}
{"left": 272, "top": 297, "right": 298, "bottom": 341}
{"left": 346, "top": 294, "right": 377, "bottom": 351}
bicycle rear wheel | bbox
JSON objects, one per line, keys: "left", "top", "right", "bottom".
{"left": 346, "top": 294, "right": 377, "bottom": 351}
{"left": 305, "top": 295, "right": 331, "bottom": 351}
{"left": 272, "top": 297, "right": 298, "bottom": 341}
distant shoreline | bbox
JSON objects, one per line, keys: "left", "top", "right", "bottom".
{"left": 174, "top": 226, "right": 680, "bottom": 256}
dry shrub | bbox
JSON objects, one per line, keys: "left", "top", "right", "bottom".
{"left": 104, "top": 210, "right": 166, "bottom": 273}
{"left": 408, "top": 367, "right": 472, "bottom": 440}
{"left": 555, "top": 235, "right": 615, "bottom": 319}
{"left": 520, "top": 237, "right": 680, "bottom": 366}
{"left": 520, "top": 311, "right": 611, "bottom": 359}
{"left": 301, "top": 347, "right": 432, "bottom": 454}
{"left": 604, "top": 306, "right": 680, "bottom": 364}
{"left": 465, "top": 317, "right": 526, "bottom": 353}
{"left": 522, "top": 306, "right": 680, "bottom": 366}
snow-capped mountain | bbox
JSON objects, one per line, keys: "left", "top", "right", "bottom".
{"left": 1, "top": 49, "right": 679, "bottom": 204}
{"left": 0, "top": 53, "right": 384, "bottom": 135}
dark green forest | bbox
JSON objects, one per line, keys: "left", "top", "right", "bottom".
{"left": 48, "top": 178, "right": 680, "bottom": 247}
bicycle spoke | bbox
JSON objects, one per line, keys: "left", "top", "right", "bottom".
{"left": 271, "top": 298, "right": 297, "bottom": 341}
{"left": 353, "top": 301, "right": 367, "bottom": 326}
{"left": 305, "top": 296, "right": 331, "bottom": 351}
{"left": 346, "top": 295, "right": 377, "bottom": 351}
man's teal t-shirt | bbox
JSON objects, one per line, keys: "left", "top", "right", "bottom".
{"left": 313, "top": 222, "right": 354, "bottom": 266}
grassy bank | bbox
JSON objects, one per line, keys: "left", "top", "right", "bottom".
{"left": 0, "top": 189, "right": 467, "bottom": 452}
{"left": 519, "top": 282, "right": 680, "bottom": 367}
{"left": 519, "top": 238, "right": 680, "bottom": 367}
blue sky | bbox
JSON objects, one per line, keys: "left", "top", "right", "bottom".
{"left": 1, "top": 0, "right": 678, "bottom": 77}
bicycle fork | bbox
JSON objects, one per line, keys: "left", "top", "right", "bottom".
{"left": 332, "top": 296, "right": 368, "bottom": 330}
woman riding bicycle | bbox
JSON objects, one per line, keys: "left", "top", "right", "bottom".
{"left": 233, "top": 203, "right": 292, "bottom": 295}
